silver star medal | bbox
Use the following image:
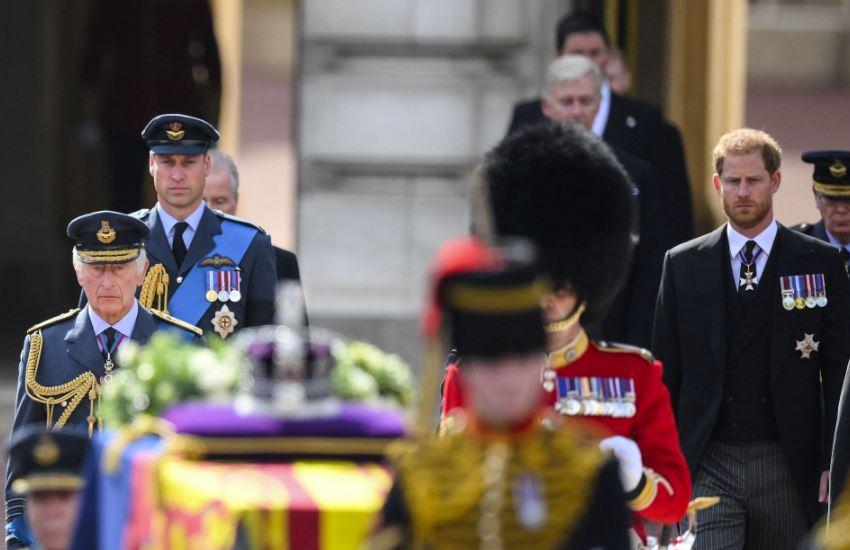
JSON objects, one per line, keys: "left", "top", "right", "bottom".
{"left": 740, "top": 270, "right": 758, "bottom": 291}
{"left": 212, "top": 304, "right": 238, "bottom": 338}
{"left": 795, "top": 333, "right": 819, "bottom": 359}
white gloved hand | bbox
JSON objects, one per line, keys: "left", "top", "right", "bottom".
{"left": 599, "top": 435, "right": 644, "bottom": 492}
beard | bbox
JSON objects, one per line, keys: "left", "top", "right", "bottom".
{"left": 723, "top": 196, "right": 772, "bottom": 229}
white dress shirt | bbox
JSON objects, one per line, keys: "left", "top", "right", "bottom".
{"left": 727, "top": 219, "right": 778, "bottom": 291}
{"left": 156, "top": 201, "right": 205, "bottom": 251}
{"left": 88, "top": 299, "right": 140, "bottom": 351}
{"left": 591, "top": 80, "right": 612, "bottom": 138}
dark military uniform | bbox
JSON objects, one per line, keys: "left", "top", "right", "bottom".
{"left": 6, "top": 211, "right": 201, "bottom": 548}
{"left": 133, "top": 114, "right": 277, "bottom": 337}
{"left": 132, "top": 205, "right": 277, "bottom": 337}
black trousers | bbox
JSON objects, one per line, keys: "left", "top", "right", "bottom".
{"left": 689, "top": 440, "right": 808, "bottom": 549}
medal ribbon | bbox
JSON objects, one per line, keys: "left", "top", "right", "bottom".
{"left": 793, "top": 276, "right": 804, "bottom": 301}
{"left": 780, "top": 276, "right": 791, "bottom": 295}
{"left": 207, "top": 271, "right": 216, "bottom": 294}
{"left": 96, "top": 332, "right": 126, "bottom": 356}
{"left": 737, "top": 246, "right": 763, "bottom": 268}
{"left": 816, "top": 273, "right": 826, "bottom": 297}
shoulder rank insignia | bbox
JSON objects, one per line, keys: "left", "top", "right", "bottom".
{"left": 129, "top": 208, "right": 151, "bottom": 220}
{"left": 200, "top": 254, "right": 236, "bottom": 268}
{"left": 215, "top": 211, "right": 266, "bottom": 234}
{"left": 151, "top": 309, "right": 203, "bottom": 337}
{"left": 594, "top": 340, "right": 654, "bottom": 363}
{"left": 27, "top": 308, "right": 80, "bottom": 334}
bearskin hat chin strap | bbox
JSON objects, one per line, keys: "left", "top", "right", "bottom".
{"left": 545, "top": 303, "right": 586, "bottom": 334}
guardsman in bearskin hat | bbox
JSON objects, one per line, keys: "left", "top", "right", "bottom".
{"left": 441, "top": 122, "right": 692, "bottom": 542}
{"left": 5, "top": 211, "right": 200, "bottom": 548}
{"left": 371, "top": 236, "right": 631, "bottom": 549}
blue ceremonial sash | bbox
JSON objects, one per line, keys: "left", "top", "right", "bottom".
{"left": 169, "top": 220, "right": 256, "bottom": 325}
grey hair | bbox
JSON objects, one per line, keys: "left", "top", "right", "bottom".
{"left": 208, "top": 148, "right": 240, "bottom": 195}
{"left": 72, "top": 248, "right": 148, "bottom": 276}
{"left": 545, "top": 54, "right": 602, "bottom": 94}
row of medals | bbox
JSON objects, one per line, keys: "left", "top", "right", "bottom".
{"left": 206, "top": 270, "right": 242, "bottom": 303}
{"left": 556, "top": 394, "right": 637, "bottom": 418}
{"left": 780, "top": 275, "right": 827, "bottom": 311}
{"left": 546, "top": 373, "right": 638, "bottom": 418}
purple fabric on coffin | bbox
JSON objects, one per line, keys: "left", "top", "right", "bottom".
{"left": 162, "top": 401, "right": 407, "bottom": 439}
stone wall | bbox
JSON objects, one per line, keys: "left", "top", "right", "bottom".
{"left": 298, "top": 0, "right": 573, "bottom": 365}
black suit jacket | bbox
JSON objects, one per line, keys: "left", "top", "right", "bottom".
{"left": 506, "top": 94, "right": 693, "bottom": 248}
{"left": 652, "top": 224, "right": 850, "bottom": 523}
{"left": 600, "top": 147, "right": 664, "bottom": 348}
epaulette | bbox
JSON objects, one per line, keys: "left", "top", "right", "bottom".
{"left": 150, "top": 309, "right": 203, "bottom": 336}
{"left": 593, "top": 340, "right": 654, "bottom": 363}
{"left": 129, "top": 208, "right": 151, "bottom": 220}
{"left": 791, "top": 222, "right": 813, "bottom": 235}
{"left": 214, "top": 210, "right": 267, "bottom": 234}
{"left": 27, "top": 308, "right": 80, "bottom": 334}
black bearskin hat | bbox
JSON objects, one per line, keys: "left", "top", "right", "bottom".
{"left": 481, "top": 122, "right": 637, "bottom": 323}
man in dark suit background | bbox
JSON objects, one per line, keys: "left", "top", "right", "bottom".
{"left": 203, "top": 148, "right": 307, "bottom": 324}
{"left": 652, "top": 129, "right": 850, "bottom": 547}
{"left": 537, "top": 54, "right": 663, "bottom": 349}
{"left": 507, "top": 11, "right": 693, "bottom": 251}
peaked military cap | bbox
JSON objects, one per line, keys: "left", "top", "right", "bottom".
{"left": 67, "top": 210, "right": 149, "bottom": 264}
{"left": 803, "top": 150, "right": 850, "bottom": 199}
{"left": 8, "top": 426, "right": 90, "bottom": 494}
{"left": 142, "top": 113, "right": 220, "bottom": 155}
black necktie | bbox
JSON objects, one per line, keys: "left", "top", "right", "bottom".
{"left": 101, "top": 327, "right": 117, "bottom": 362}
{"left": 739, "top": 240, "right": 759, "bottom": 303}
{"left": 172, "top": 221, "right": 189, "bottom": 268}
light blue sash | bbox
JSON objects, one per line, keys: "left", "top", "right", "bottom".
{"left": 169, "top": 220, "right": 256, "bottom": 325}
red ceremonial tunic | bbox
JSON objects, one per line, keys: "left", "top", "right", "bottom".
{"left": 441, "top": 331, "right": 692, "bottom": 526}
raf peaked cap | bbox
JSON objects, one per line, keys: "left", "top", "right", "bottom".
{"left": 142, "top": 113, "right": 220, "bottom": 155}
{"left": 803, "top": 150, "right": 850, "bottom": 199}
{"left": 8, "top": 426, "right": 90, "bottom": 494}
{"left": 67, "top": 210, "right": 149, "bottom": 264}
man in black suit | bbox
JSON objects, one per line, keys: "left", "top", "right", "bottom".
{"left": 507, "top": 11, "right": 693, "bottom": 250}
{"left": 538, "top": 54, "right": 663, "bottom": 348}
{"left": 203, "top": 148, "right": 307, "bottom": 324}
{"left": 653, "top": 129, "right": 850, "bottom": 547}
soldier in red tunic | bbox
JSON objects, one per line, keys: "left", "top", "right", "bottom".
{"left": 441, "top": 123, "right": 691, "bottom": 539}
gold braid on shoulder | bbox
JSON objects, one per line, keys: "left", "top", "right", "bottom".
{"left": 140, "top": 263, "right": 170, "bottom": 313}
{"left": 24, "top": 330, "right": 101, "bottom": 437}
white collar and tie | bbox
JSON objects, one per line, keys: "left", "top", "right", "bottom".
{"left": 726, "top": 220, "right": 778, "bottom": 292}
